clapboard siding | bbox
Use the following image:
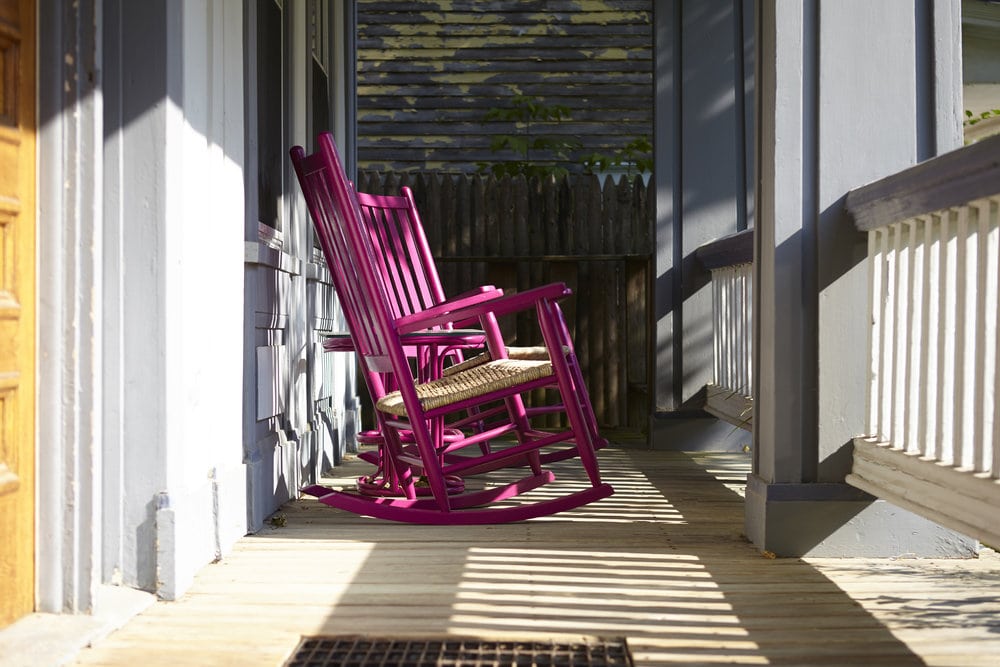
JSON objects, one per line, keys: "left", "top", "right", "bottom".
{"left": 357, "top": 0, "right": 653, "bottom": 173}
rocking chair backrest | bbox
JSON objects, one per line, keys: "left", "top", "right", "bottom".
{"left": 290, "top": 135, "right": 402, "bottom": 377}
{"left": 355, "top": 188, "right": 447, "bottom": 321}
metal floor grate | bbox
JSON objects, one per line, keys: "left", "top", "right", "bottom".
{"left": 284, "top": 636, "right": 634, "bottom": 667}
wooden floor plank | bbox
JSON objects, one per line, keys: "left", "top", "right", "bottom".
{"left": 70, "top": 449, "right": 1000, "bottom": 667}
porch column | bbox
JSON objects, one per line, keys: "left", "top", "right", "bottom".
{"left": 748, "top": 0, "right": 976, "bottom": 556}
{"left": 37, "top": 0, "right": 104, "bottom": 615}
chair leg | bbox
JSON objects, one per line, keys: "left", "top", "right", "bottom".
{"left": 537, "top": 298, "right": 604, "bottom": 487}
{"left": 405, "top": 418, "right": 453, "bottom": 512}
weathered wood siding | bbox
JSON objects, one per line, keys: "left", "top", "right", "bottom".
{"left": 359, "top": 170, "right": 653, "bottom": 431}
{"left": 356, "top": 0, "right": 653, "bottom": 173}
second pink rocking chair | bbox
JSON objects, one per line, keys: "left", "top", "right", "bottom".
{"left": 291, "top": 133, "right": 613, "bottom": 523}
{"left": 325, "top": 180, "right": 607, "bottom": 496}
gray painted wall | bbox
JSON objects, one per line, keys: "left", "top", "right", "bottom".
{"left": 243, "top": 0, "right": 360, "bottom": 534}
{"left": 963, "top": 0, "right": 1000, "bottom": 84}
{"left": 653, "top": 1, "right": 754, "bottom": 447}
{"left": 36, "top": 0, "right": 358, "bottom": 611}
{"left": 653, "top": 0, "right": 974, "bottom": 556}
{"left": 747, "top": 0, "right": 972, "bottom": 557}
{"left": 104, "top": 0, "right": 173, "bottom": 594}
{"left": 962, "top": 0, "right": 1000, "bottom": 118}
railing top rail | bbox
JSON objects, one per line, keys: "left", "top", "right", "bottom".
{"left": 696, "top": 228, "right": 754, "bottom": 270}
{"left": 845, "top": 133, "right": 1000, "bottom": 233}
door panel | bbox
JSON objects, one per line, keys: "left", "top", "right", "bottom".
{"left": 0, "top": 0, "right": 35, "bottom": 628}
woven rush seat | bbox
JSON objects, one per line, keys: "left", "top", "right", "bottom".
{"left": 377, "top": 358, "right": 553, "bottom": 416}
{"left": 443, "top": 345, "right": 551, "bottom": 376}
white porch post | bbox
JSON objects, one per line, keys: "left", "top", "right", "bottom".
{"left": 747, "top": 0, "right": 976, "bottom": 556}
{"left": 37, "top": 0, "right": 104, "bottom": 614}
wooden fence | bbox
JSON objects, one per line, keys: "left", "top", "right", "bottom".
{"left": 357, "top": 170, "right": 654, "bottom": 432}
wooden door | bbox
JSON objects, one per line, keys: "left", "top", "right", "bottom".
{"left": 0, "top": 0, "right": 35, "bottom": 628}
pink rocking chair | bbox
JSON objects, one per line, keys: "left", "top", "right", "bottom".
{"left": 290, "top": 133, "right": 613, "bottom": 523}
{"left": 325, "top": 181, "right": 607, "bottom": 495}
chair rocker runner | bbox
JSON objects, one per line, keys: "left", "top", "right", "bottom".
{"left": 291, "top": 132, "right": 613, "bottom": 523}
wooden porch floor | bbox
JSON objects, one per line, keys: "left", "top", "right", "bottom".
{"left": 72, "top": 446, "right": 1000, "bottom": 666}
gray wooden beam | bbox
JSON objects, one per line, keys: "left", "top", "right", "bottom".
{"left": 695, "top": 229, "right": 754, "bottom": 270}
{"left": 846, "top": 133, "right": 1000, "bottom": 232}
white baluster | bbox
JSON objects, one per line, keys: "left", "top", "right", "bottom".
{"left": 957, "top": 205, "right": 977, "bottom": 471}
{"left": 866, "top": 230, "right": 881, "bottom": 438}
{"left": 990, "top": 197, "right": 1000, "bottom": 481}
{"left": 939, "top": 210, "right": 959, "bottom": 466}
{"left": 880, "top": 227, "right": 897, "bottom": 443}
{"left": 977, "top": 197, "right": 999, "bottom": 476}
{"left": 713, "top": 271, "right": 721, "bottom": 385}
{"left": 893, "top": 221, "right": 910, "bottom": 450}
{"left": 919, "top": 214, "right": 941, "bottom": 461}
{"left": 745, "top": 264, "right": 753, "bottom": 395}
{"left": 906, "top": 216, "right": 925, "bottom": 457}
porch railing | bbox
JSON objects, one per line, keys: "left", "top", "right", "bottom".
{"left": 697, "top": 229, "right": 754, "bottom": 430}
{"left": 844, "top": 134, "right": 1000, "bottom": 547}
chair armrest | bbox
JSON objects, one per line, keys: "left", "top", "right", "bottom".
{"left": 396, "top": 287, "right": 506, "bottom": 327}
{"left": 447, "top": 285, "right": 502, "bottom": 301}
{"left": 397, "top": 282, "right": 573, "bottom": 334}
{"left": 324, "top": 329, "right": 488, "bottom": 353}
{"left": 325, "top": 329, "right": 488, "bottom": 382}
